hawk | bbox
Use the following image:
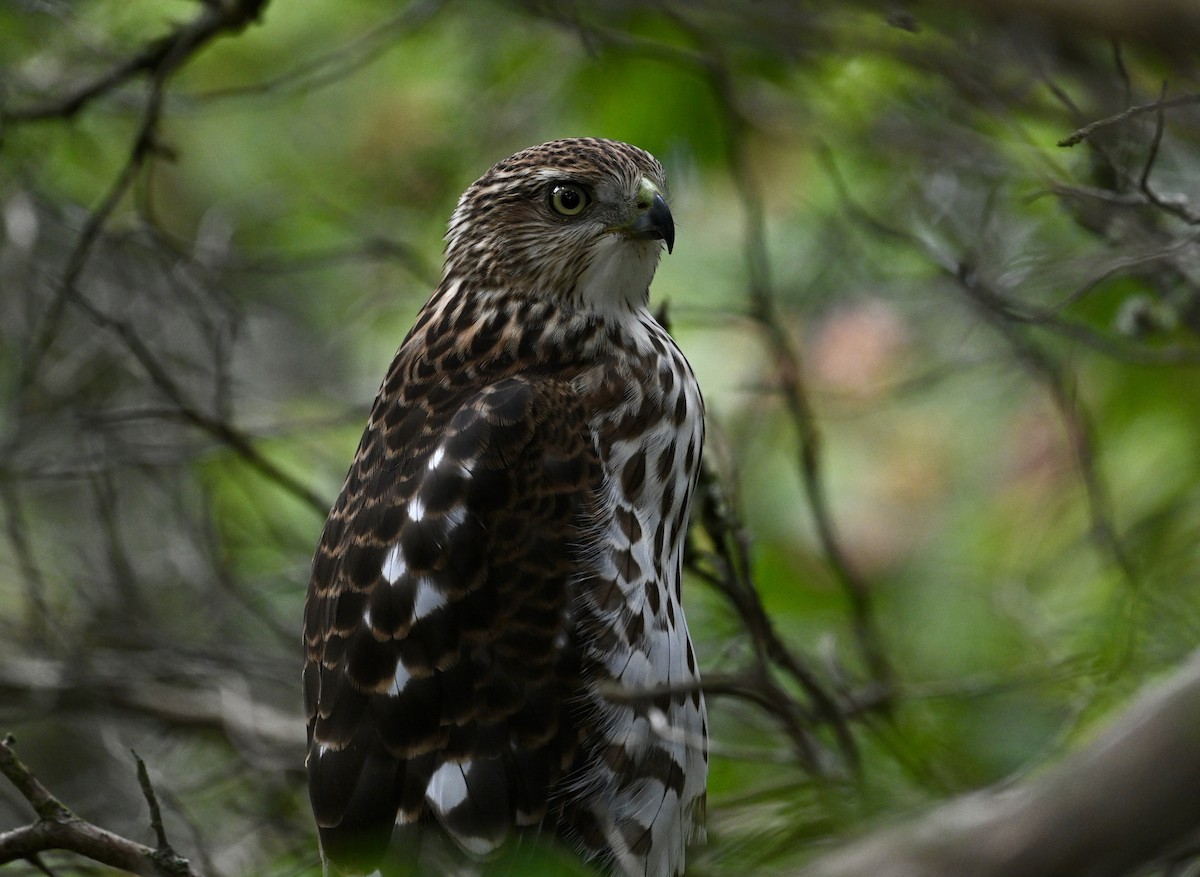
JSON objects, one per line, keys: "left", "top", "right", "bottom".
{"left": 303, "top": 138, "right": 707, "bottom": 877}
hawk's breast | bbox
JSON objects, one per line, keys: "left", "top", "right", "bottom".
{"left": 560, "top": 310, "right": 707, "bottom": 877}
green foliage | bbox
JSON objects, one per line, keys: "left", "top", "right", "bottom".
{"left": 3, "top": 1, "right": 1200, "bottom": 875}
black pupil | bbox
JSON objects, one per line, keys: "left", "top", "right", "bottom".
{"left": 557, "top": 187, "right": 581, "bottom": 210}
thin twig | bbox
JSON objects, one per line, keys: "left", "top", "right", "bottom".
{"left": 17, "top": 69, "right": 169, "bottom": 395}
{"left": 1135, "top": 82, "right": 1200, "bottom": 224}
{"left": 951, "top": 264, "right": 1143, "bottom": 617}
{"left": 190, "top": 0, "right": 446, "bottom": 101}
{"left": 1058, "top": 92, "right": 1200, "bottom": 147}
{"left": 133, "top": 752, "right": 170, "bottom": 852}
{"left": 819, "top": 147, "right": 1144, "bottom": 667}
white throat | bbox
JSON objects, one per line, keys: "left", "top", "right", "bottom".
{"left": 575, "top": 235, "right": 663, "bottom": 314}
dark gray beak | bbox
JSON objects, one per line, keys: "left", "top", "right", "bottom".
{"left": 631, "top": 192, "right": 675, "bottom": 254}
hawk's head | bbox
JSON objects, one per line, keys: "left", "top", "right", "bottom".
{"left": 443, "top": 138, "right": 674, "bottom": 311}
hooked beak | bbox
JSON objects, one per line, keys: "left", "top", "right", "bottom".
{"left": 628, "top": 191, "right": 675, "bottom": 254}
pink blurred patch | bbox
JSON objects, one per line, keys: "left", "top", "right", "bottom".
{"left": 811, "top": 300, "right": 910, "bottom": 399}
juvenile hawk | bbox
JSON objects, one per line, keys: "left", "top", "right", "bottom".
{"left": 304, "top": 138, "right": 707, "bottom": 877}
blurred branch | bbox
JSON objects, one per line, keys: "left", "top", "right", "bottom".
{"left": 5, "top": 0, "right": 328, "bottom": 529}
{"left": 0, "top": 481, "right": 53, "bottom": 649}
{"left": 231, "top": 237, "right": 439, "bottom": 289}
{"left": 688, "top": 457, "right": 861, "bottom": 774}
{"left": 0, "top": 657, "right": 305, "bottom": 768}
{"left": 0, "top": 736, "right": 202, "bottom": 876}
{"left": 694, "top": 25, "right": 896, "bottom": 697}
{"left": 17, "top": 63, "right": 170, "bottom": 394}
{"left": 839, "top": 172, "right": 1200, "bottom": 364}
{"left": 2, "top": 0, "right": 328, "bottom": 528}
{"left": 68, "top": 294, "right": 329, "bottom": 517}
{"left": 192, "top": 0, "right": 445, "bottom": 101}
{"left": 951, "top": 261, "right": 1141, "bottom": 602}
{"left": 1135, "top": 83, "right": 1200, "bottom": 226}
{"left": 968, "top": 0, "right": 1200, "bottom": 53}
{"left": 0, "top": 0, "right": 269, "bottom": 124}
{"left": 820, "top": 147, "right": 1143, "bottom": 607}
{"left": 9, "top": 0, "right": 269, "bottom": 378}
{"left": 802, "top": 650, "right": 1200, "bottom": 877}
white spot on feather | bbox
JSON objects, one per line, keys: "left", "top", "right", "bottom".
{"left": 648, "top": 707, "right": 669, "bottom": 735}
{"left": 426, "top": 761, "right": 470, "bottom": 814}
{"left": 408, "top": 498, "right": 426, "bottom": 522}
{"left": 381, "top": 544, "right": 406, "bottom": 584}
{"left": 390, "top": 658, "right": 411, "bottom": 696}
{"left": 412, "top": 578, "right": 447, "bottom": 620}
{"left": 444, "top": 504, "right": 467, "bottom": 531}
{"left": 427, "top": 446, "right": 446, "bottom": 470}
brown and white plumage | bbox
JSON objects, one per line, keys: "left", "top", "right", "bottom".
{"left": 303, "top": 138, "right": 707, "bottom": 877}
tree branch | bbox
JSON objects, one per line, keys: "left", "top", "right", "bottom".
{"left": 1058, "top": 92, "right": 1200, "bottom": 147}
{"left": 802, "top": 650, "right": 1200, "bottom": 877}
{"left": 1, "top": 0, "right": 270, "bottom": 124}
{"left": 0, "top": 737, "right": 203, "bottom": 876}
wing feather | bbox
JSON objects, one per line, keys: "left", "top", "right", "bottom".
{"left": 305, "top": 365, "right": 600, "bottom": 872}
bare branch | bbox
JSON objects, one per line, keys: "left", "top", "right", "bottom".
{"left": 0, "top": 737, "right": 202, "bottom": 876}
{"left": 1058, "top": 91, "right": 1200, "bottom": 147}
{"left": 1, "top": 0, "right": 270, "bottom": 124}
{"left": 802, "top": 651, "right": 1200, "bottom": 877}
{"left": 0, "top": 480, "right": 54, "bottom": 648}
{"left": 133, "top": 753, "right": 170, "bottom": 853}
{"left": 822, "top": 150, "right": 1145, "bottom": 618}
{"left": 1134, "top": 83, "right": 1200, "bottom": 225}
{"left": 689, "top": 457, "right": 861, "bottom": 774}
{"left": 190, "top": 0, "right": 446, "bottom": 101}
{"left": 0, "top": 736, "right": 69, "bottom": 823}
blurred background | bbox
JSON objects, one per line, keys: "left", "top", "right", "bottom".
{"left": 3, "top": 1, "right": 1200, "bottom": 874}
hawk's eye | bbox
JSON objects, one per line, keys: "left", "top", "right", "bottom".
{"left": 549, "top": 184, "right": 589, "bottom": 217}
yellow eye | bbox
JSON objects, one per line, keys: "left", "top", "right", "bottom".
{"left": 549, "top": 184, "right": 589, "bottom": 216}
